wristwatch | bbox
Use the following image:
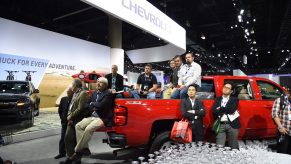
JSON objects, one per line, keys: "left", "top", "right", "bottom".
{"left": 278, "top": 125, "right": 283, "bottom": 130}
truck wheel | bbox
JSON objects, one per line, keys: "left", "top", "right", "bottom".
{"left": 149, "top": 131, "right": 177, "bottom": 154}
{"left": 29, "top": 108, "right": 35, "bottom": 127}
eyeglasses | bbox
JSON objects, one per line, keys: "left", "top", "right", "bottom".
{"left": 223, "top": 86, "right": 232, "bottom": 90}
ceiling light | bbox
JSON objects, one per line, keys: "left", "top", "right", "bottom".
{"left": 231, "top": 26, "right": 233, "bottom": 29}
{"left": 235, "top": 25, "right": 238, "bottom": 27}
{"left": 268, "top": 51, "right": 271, "bottom": 54}
{"left": 250, "top": 52, "right": 253, "bottom": 55}
{"left": 287, "top": 50, "right": 290, "bottom": 52}
{"left": 218, "top": 54, "right": 221, "bottom": 57}
{"left": 282, "top": 50, "right": 284, "bottom": 52}
{"left": 238, "top": 15, "right": 242, "bottom": 22}
{"left": 240, "top": 9, "right": 245, "bottom": 15}
{"left": 201, "top": 34, "right": 206, "bottom": 40}
{"left": 253, "top": 40, "right": 256, "bottom": 44}
{"left": 254, "top": 48, "right": 258, "bottom": 51}
{"left": 253, "top": 18, "right": 256, "bottom": 22}
{"left": 251, "top": 29, "right": 255, "bottom": 34}
{"left": 256, "top": 53, "right": 259, "bottom": 56}
{"left": 246, "top": 21, "right": 249, "bottom": 24}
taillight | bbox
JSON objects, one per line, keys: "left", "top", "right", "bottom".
{"left": 114, "top": 106, "right": 127, "bottom": 126}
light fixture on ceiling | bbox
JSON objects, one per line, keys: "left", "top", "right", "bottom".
{"left": 287, "top": 50, "right": 290, "bottom": 52}
{"left": 267, "top": 51, "right": 271, "bottom": 54}
{"left": 240, "top": 9, "right": 245, "bottom": 15}
{"left": 282, "top": 50, "right": 285, "bottom": 52}
{"left": 201, "top": 34, "right": 206, "bottom": 40}
{"left": 246, "top": 21, "right": 249, "bottom": 24}
{"left": 253, "top": 40, "right": 256, "bottom": 44}
{"left": 238, "top": 15, "right": 243, "bottom": 22}
{"left": 253, "top": 18, "right": 256, "bottom": 22}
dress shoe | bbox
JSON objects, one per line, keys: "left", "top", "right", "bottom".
{"left": 54, "top": 154, "right": 66, "bottom": 159}
{"left": 70, "top": 152, "right": 82, "bottom": 161}
{"left": 81, "top": 148, "right": 91, "bottom": 156}
{"left": 59, "top": 158, "right": 73, "bottom": 164}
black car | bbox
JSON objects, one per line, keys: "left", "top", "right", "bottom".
{"left": 0, "top": 81, "right": 40, "bottom": 132}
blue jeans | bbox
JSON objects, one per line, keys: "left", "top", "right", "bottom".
{"left": 170, "top": 86, "right": 189, "bottom": 99}
{"left": 131, "top": 90, "right": 156, "bottom": 99}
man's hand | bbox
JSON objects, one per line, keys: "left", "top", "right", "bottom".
{"left": 179, "top": 85, "right": 185, "bottom": 90}
{"left": 142, "top": 91, "right": 148, "bottom": 96}
{"left": 187, "top": 110, "right": 195, "bottom": 114}
{"left": 279, "top": 127, "right": 289, "bottom": 135}
{"left": 67, "top": 115, "right": 71, "bottom": 121}
{"left": 109, "top": 89, "right": 116, "bottom": 93}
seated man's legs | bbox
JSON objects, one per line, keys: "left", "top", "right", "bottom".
{"left": 147, "top": 91, "right": 156, "bottom": 99}
{"left": 74, "top": 117, "right": 104, "bottom": 153}
{"left": 75, "top": 117, "right": 93, "bottom": 151}
{"left": 130, "top": 90, "right": 140, "bottom": 99}
{"left": 179, "top": 86, "right": 189, "bottom": 99}
{"left": 170, "top": 88, "right": 180, "bottom": 99}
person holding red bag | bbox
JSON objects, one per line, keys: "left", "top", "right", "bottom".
{"left": 180, "top": 84, "right": 206, "bottom": 142}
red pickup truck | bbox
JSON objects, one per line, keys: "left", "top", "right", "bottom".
{"left": 96, "top": 75, "right": 286, "bottom": 153}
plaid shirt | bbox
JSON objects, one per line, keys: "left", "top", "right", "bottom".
{"left": 272, "top": 97, "right": 291, "bottom": 136}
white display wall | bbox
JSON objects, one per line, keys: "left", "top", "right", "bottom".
{"left": 0, "top": 18, "right": 111, "bottom": 87}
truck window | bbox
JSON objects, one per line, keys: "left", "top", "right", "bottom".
{"left": 196, "top": 79, "right": 215, "bottom": 99}
{"left": 224, "top": 80, "right": 254, "bottom": 100}
{"left": 257, "top": 81, "right": 283, "bottom": 100}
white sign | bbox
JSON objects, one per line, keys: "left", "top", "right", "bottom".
{"left": 82, "top": 0, "right": 186, "bottom": 51}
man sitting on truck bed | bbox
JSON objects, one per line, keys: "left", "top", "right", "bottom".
{"left": 171, "top": 52, "right": 202, "bottom": 99}
{"left": 131, "top": 64, "right": 158, "bottom": 99}
{"left": 68, "top": 77, "right": 114, "bottom": 162}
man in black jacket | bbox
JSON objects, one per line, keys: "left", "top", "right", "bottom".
{"left": 55, "top": 87, "right": 74, "bottom": 159}
{"left": 211, "top": 83, "right": 241, "bottom": 149}
{"left": 105, "top": 65, "right": 124, "bottom": 92}
{"left": 69, "top": 77, "right": 114, "bottom": 162}
{"left": 180, "top": 84, "right": 206, "bottom": 142}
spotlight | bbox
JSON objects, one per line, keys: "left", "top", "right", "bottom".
{"left": 201, "top": 34, "right": 206, "bottom": 40}
{"left": 240, "top": 9, "right": 245, "bottom": 15}
{"left": 267, "top": 51, "right": 271, "bottom": 54}
{"left": 238, "top": 15, "right": 243, "bottom": 22}
{"left": 253, "top": 18, "right": 256, "bottom": 22}
{"left": 282, "top": 50, "right": 284, "bottom": 52}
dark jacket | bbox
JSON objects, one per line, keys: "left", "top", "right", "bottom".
{"left": 105, "top": 73, "right": 124, "bottom": 92}
{"left": 58, "top": 96, "right": 71, "bottom": 124}
{"left": 89, "top": 89, "right": 114, "bottom": 125}
{"left": 180, "top": 98, "right": 206, "bottom": 122}
{"left": 211, "top": 96, "right": 241, "bottom": 129}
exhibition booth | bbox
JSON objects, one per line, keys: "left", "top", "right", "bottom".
{"left": 1, "top": 0, "right": 291, "bottom": 163}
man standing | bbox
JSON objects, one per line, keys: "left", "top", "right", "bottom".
{"left": 105, "top": 65, "right": 124, "bottom": 93}
{"left": 132, "top": 64, "right": 157, "bottom": 99}
{"left": 54, "top": 87, "right": 74, "bottom": 159}
{"left": 211, "top": 83, "right": 240, "bottom": 149}
{"left": 69, "top": 77, "right": 114, "bottom": 162}
{"left": 171, "top": 52, "right": 201, "bottom": 99}
{"left": 60, "top": 79, "right": 88, "bottom": 164}
{"left": 180, "top": 84, "right": 206, "bottom": 142}
{"left": 272, "top": 89, "right": 291, "bottom": 154}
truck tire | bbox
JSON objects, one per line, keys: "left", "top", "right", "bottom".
{"left": 149, "top": 131, "right": 176, "bottom": 154}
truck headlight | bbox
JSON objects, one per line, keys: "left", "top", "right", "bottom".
{"left": 17, "top": 98, "right": 30, "bottom": 107}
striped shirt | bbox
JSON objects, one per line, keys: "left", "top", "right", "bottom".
{"left": 272, "top": 97, "right": 291, "bottom": 136}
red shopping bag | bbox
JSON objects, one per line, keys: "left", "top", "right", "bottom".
{"left": 170, "top": 119, "right": 192, "bottom": 143}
